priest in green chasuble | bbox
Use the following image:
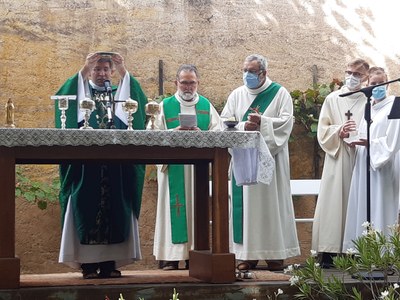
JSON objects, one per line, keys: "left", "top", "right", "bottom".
{"left": 150, "top": 64, "right": 221, "bottom": 270}
{"left": 221, "top": 54, "right": 300, "bottom": 271}
{"left": 54, "top": 52, "right": 147, "bottom": 279}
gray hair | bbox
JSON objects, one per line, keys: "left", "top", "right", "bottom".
{"left": 176, "top": 64, "right": 199, "bottom": 80}
{"left": 244, "top": 54, "right": 268, "bottom": 71}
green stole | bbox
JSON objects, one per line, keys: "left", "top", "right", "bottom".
{"left": 163, "top": 95, "right": 211, "bottom": 243}
{"left": 232, "top": 82, "right": 281, "bottom": 243}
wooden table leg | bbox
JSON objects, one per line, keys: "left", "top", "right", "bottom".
{"left": 0, "top": 151, "right": 20, "bottom": 288}
{"left": 189, "top": 149, "right": 235, "bottom": 283}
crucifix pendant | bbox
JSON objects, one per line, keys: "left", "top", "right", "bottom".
{"left": 345, "top": 110, "right": 353, "bottom": 120}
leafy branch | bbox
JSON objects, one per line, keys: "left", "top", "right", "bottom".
{"left": 15, "top": 167, "right": 59, "bottom": 210}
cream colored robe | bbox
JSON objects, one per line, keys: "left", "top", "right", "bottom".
{"left": 221, "top": 78, "right": 300, "bottom": 260}
{"left": 151, "top": 93, "right": 221, "bottom": 261}
{"left": 312, "top": 86, "right": 366, "bottom": 253}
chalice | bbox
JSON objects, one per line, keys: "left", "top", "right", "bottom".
{"left": 145, "top": 99, "right": 160, "bottom": 130}
{"left": 123, "top": 98, "right": 138, "bottom": 130}
{"left": 79, "top": 97, "right": 95, "bottom": 129}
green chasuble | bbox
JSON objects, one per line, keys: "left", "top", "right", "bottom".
{"left": 232, "top": 82, "right": 281, "bottom": 243}
{"left": 162, "top": 95, "right": 211, "bottom": 243}
{"left": 55, "top": 73, "right": 147, "bottom": 245}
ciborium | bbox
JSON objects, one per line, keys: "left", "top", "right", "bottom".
{"left": 79, "top": 97, "right": 95, "bottom": 129}
{"left": 122, "top": 98, "right": 138, "bottom": 130}
{"left": 145, "top": 98, "right": 160, "bottom": 130}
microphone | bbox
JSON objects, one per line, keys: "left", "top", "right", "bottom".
{"left": 104, "top": 80, "right": 112, "bottom": 93}
{"left": 339, "top": 86, "right": 374, "bottom": 98}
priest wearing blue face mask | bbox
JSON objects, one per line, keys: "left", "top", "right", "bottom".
{"left": 221, "top": 54, "right": 300, "bottom": 271}
{"left": 343, "top": 67, "right": 399, "bottom": 251}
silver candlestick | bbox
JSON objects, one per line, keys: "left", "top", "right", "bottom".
{"left": 51, "top": 95, "right": 77, "bottom": 129}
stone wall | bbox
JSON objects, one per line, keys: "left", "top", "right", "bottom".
{"left": 2, "top": 0, "right": 400, "bottom": 273}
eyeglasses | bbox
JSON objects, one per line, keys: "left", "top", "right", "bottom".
{"left": 243, "top": 69, "right": 263, "bottom": 75}
{"left": 178, "top": 81, "right": 198, "bottom": 86}
{"left": 345, "top": 71, "right": 365, "bottom": 78}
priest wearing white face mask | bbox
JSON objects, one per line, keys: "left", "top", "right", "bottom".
{"left": 342, "top": 67, "right": 399, "bottom": 251}
{"left": 221, "top": 54, "right": 300, "bottom": 271}
{"left": 312, "top": 58, "right": 369, "bottom": 268}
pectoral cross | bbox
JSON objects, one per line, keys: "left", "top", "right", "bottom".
{"left": 173, "top": 194, "right": 184, "bottom": 217}
{"left": 345, "top": 110, "right": 353, "bottom": 120}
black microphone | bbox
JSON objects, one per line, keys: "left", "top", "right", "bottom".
{"left": 339, "top": 86, "right": 374, "bottom": 98}
{"left": 104, "top": 80, "right": 112, "bottom": 93}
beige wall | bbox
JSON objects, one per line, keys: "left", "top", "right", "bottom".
{"left": 2, "top": 0, "right": 400, "bottom": 273}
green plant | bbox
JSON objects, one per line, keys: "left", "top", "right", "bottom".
{"left": 291, "top": 79, "right": 343, "bottom": 137}
{"left": 285, "top": 223, "right": 400, "bottom": 299}
{"left": 15, "top": 167, "right": 59, "bottom": 210}
{"left": 290, "top": 79, "right": 343, "bottom": 178}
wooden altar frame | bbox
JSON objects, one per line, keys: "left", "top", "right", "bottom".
{"left": 0, "top": 143, "right": 235, "bottom": 289}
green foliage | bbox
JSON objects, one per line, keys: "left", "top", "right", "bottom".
{"left": 291, "top": 79, "right": 343, "bottom": 137}
{"left": 153, "top": 93, "right": 173, "bottom": 103}
{"left": 15, "top": 167, "right": 59, "bottom": 210}
{"left": 285, "top": 223, "right": 400, "bottom": 299}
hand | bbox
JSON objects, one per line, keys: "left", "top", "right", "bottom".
{"left": 248, "top": 112, "right": 261, "bottom": 125}
{"left": 244, "top": 121, "right": 260, "bottom": 131}
{"left": 349, "top": 138, "right": 368, "bottom": 147}
{"left": 339, "top": 120, "right": 357, "bottom": 139}
{"left": 111, "top": 52, "right": 127, "bottom": 78}
{"left": 81, "top": 53, "right": 101, "bottom": 79}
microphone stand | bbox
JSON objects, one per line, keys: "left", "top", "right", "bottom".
{"left": 105, "top": 83, "right": 115, "bottom": 129}
{"left": 339, "top": 77, "right": 400, "bottom": 280}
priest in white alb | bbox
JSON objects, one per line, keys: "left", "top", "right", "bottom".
{"left": 312, "top": 58, "right": 369, "bottom": 267}
{"left": 150, "top": 64, "right": 221, "bottom": 270}
{"left": 221, "top": 54, "right": 300, "bottom": 271}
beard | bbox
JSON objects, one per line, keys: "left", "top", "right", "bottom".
{"left": 179, "top": 90, "right": 195, "bottom": 101}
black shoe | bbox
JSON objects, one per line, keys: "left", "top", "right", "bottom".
{"left": 162, "top": 261, "right": 179, "bottom": 270}
{"left": 185, "top": 260, "right": 189, "bottom": 270}
{"left": 98, "top": 260, "right": 121, "bottom": 278}
{"left": 81, "top": 263, "right": 99, "bottom": 279}
{"left": 320, "top": 252, "right": 336, "bottom": 269}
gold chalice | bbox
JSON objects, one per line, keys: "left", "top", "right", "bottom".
{"left": 79, "top": 97, "right": 95, "bottom": 129}
{"left": 122, "top": 98, "right": 138, "bottom": 130}
{"left": 145, "top": 99, "right": 160, "bottom": 130}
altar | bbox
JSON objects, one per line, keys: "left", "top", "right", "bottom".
{"left": 0, "top": 128, "right": 273, "bottom": 289}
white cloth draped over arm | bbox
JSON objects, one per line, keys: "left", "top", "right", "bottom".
{"left": 77, "top": 71, "right": 88, "bottom": 123}
{"left": 114, "top": 71, "right": 131, "bottom": 125}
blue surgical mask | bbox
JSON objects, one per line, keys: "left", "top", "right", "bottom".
{"left": 372, "top": 86, "right": 386, "bottom": 101}
{"left": 243, "top": 72, "right": 261, "bottom": 89}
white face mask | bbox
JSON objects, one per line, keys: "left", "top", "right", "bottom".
{"left": 345, "top": 75, "right": 362, "bottom": 91}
